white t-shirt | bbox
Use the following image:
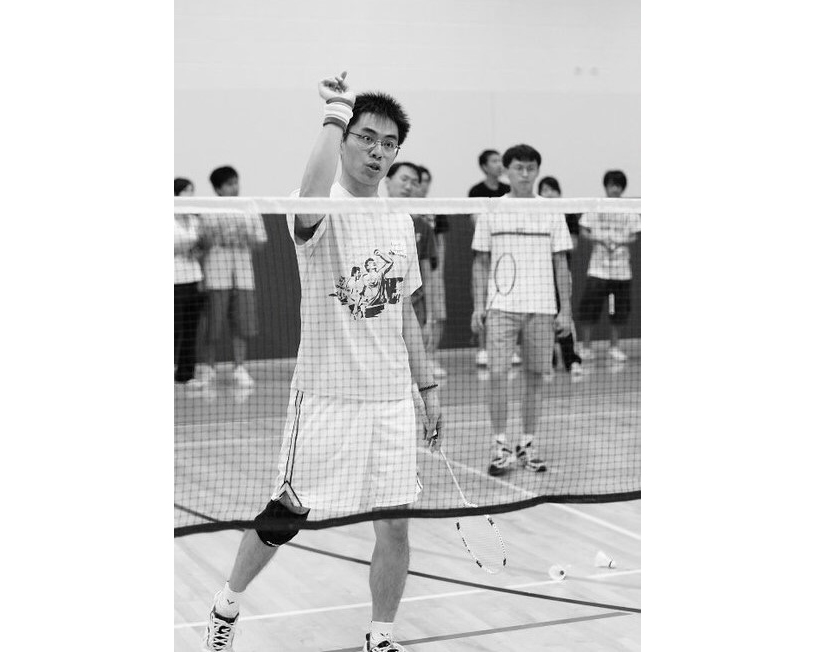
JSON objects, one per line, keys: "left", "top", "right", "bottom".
{"left": 174, "top": 215, "right": 203, "bottom": 285}
{"left": 580, "top": 212, "right": 641, "bottom": 281}
{"left": 286, "top": 183, "right": 421, "bottom": 401}
{"left": 472, "top": 200, "right": 572, "bottom": 315}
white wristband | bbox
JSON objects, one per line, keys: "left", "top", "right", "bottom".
{"left": 323, "top": 98, "right": 354, "bottom": 130}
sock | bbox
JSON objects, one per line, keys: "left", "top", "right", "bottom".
{"left": 370, "top": 621, "right": 394, "bottom": 645}
{"left": 215, "top": 581, "right": 242, "bottom": 617}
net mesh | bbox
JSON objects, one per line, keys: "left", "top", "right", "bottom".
{"left": 174, "top": 197, "right": 640, "bottom": 536}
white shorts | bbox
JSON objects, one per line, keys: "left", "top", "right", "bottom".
{"left": 271, "top": 390, "right": 422, "bottom": 512}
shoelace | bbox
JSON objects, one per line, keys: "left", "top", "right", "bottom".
{"left": 372, "top": 641, "right": 404, "bottom": 652}
{"left": 208, "top": 618, "right": 235, "bottom": 650}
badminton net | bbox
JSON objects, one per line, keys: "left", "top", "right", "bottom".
{"left": 173, "top": 196, "right": 641, "bottom": 536}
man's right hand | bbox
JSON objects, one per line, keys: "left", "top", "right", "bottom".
{"left": 318, "top": 70, "right": 356, "bottom": 105}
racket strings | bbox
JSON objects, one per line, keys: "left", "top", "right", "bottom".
{"left": 457, "top": 514, "right": 506, "bottom": 573}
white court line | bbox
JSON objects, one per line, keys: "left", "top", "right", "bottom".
{"left": 551, "top": 504, "right": 641, "bottom": 541}
{"left": 423, "top": 448, "right": 641, "bottom": 541}
{"left": 174, "top": 569, "right": 641, "bottom": 629}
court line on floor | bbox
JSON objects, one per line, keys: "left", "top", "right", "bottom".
{"left": 174, "top": 568, "right": 640, "bottom": 629}
{"left": 323, "top": 612, "right": 633, "bottom": 652}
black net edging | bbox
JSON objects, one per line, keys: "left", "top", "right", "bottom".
{"left": 174, "top": 199, "right": 640, "bottom": 537}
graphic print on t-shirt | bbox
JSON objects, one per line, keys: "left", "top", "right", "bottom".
{"left": 330, "top": 247, "right": 405, "bottom": 319}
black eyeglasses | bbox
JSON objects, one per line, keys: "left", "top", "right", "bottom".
{"left": 347, "top": 131, "right": 400, "bottom": 155}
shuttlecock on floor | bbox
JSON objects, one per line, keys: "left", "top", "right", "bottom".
{"left": 595, "top": 550, "right": 616, "bottom": 569}
{"left": 548, "top": 564, "right": 567, "bottom": 581}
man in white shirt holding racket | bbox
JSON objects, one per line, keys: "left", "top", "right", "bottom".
{"left": 201, "top": 72, "right": 441, "bottom": 652}
{"left": 471, "top": 144, "right": 573, "bottom": 476}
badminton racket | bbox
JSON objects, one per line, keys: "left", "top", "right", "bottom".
{"left": 486, "top": 252, "right": 516, "bottom": 312}
{"left": 438, "top": 447, "right": 507, "bottom": 574}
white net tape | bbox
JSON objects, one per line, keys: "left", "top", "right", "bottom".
{"left": 174, "top": 196, "right": 641, "bottom": 215}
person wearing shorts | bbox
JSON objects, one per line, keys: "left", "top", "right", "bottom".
{"left": 576, "top": 170, "right": 641, "bottom": 363}
{"left": 197, "top": 166, "right": 267, "bottom": 389}
{"left": 471, "top": 144, "right": 573, "bottom": 478}
{"left": 201, "top": 73, "right": 441, "bottom": 652}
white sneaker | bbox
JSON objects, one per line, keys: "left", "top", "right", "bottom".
{"left": 511, "top": 351, "right": 522, "bottom": 365}
{"left": 488, "top": 442, "right": 516, "bottom": 476}
{"left": 515, "top": 443, "right": 547, "bottom": 473}
{"left": 202, "top": 594, "right": 238, "bottom": 651}
{"left": 184, "top": 378, "right": 207, "bottom": 392}
{"left": 233, "top": 365, "right": 255, "bottom": 388}
{"left": 608, "top": 347, "right": 627, "bottom": 362}
{"left": 576, "top": 344, "right": 594, "bottom": 360}
{"left": 475, "top": 349, "right": 488, "bottom": 367}
{"left": 363, "top": 634, "right": 408, "bottom": 651}
{"left": 570, "top": 362, "right": 584, "bottom": 382}
{"left": 199, "top": 365, "right": 216, "bottom": 386}
{"left": 432, "top": 361, "right": 447, "bottom": 378}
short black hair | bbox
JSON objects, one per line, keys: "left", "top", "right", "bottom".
{"left": 209, "top": 166, "right": 238, "bottom": 190}
{"left": 502, "top": 144, "right": 541, "bottom": 169}
{"left": 603, "top": 170, "right": 627, "bottom": 191}
{"left": 478, "top": 149, "right": 500, "bottom": 168}
{"left": 347, "top": 92, "right": 411, "bottom": 145}
{"left": 386, "top": 161, "right": 421, "bottom": 179}
{"left": 415, "top": 165, "right": 431, "bottom": 182}
{"left": 174, "top": 177, "right": 193, "bottom": 196}
{"left": 538, "top": 176, "right": 560, "bottom": 195}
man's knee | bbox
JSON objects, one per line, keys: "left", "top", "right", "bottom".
{"left": 374, "top": 516, "right": 410, "bottom": 545}
{"left": 253, "top": 499, "right": 309, "bottom": 547}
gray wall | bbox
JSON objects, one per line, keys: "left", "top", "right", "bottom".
{"left": 175, "top": 0, "right": 640, "bottom": 199}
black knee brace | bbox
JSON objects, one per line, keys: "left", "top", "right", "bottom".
{"left": 253, "top": 499, "right": 309, "bottom": 547}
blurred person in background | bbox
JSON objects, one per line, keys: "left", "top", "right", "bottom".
{"left": 198, "top": 166, "right": 268, "bottom": 389}
{"left": 174, "top": 177, "right": 206, "bottom": 390}
{"left": 468, "top": 150, "right": 512, "bottom": 368}
{"left": 576, "top": 170, "right": 641, "bottom": 363}
{"left": 413, "top": 165, "right": 446, "bottom": 378}
{"left": 471, "top": 145, "right": 573, "bottom": 477}
{"left": 538, "top": 176, "right": 583, "bottom": 380}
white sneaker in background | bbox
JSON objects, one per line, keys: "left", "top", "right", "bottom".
{"left": 233, "top": 365, "right": 255, "bottom": 388}
{"left": 184, "top": 378, "right": 207, "bottom": 392}
{"left": 199, "top": 365, "right": 217, "bottom": 386}
{"left": 475, "top": 349, "right": 488, "bottom": 367}
{"left": 432, "top": 362, "right": 447, "bottom": 378}
{"left": 608, "top": 347, "right": 628, "bottom": 362}
{"left": 576, "top": 344, "right": 594, "bottom": 360}
{"left": 570, "top": 362, "right": 584, "bottom": 382}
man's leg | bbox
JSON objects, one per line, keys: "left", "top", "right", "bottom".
{"left": 232, "top": 290, "right": 257, "bottom": 386}
{"left": 521, "top": 368, "right": 545, "bottom": 437}
{"left": 227, "top": 529, "right": 280, "bottom": 592}
{"left": 486, "top": 310, "right": 517, "bottom": 475}
{"left": 233, "top": 337, "right": 247, "bottom": 367}
{"left": 368, "top": 517, "right": 410, "bottom": 648}
{"left": 370, "top": 517, "right": 410, "bottom": 620}
{"left": 516, "top": 315, "right": 551, "bottom": 472}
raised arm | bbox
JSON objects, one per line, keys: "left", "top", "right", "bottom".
{"left": 294, "top": 71, "right": 357, "bottom": 240}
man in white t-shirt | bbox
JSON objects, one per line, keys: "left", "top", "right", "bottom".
{"left": 202, "top": 72, "right": 441, "bottom": 652}
{"left": 576, "top": 170, "right": 641, "bottom": 362}
{"left": 471, "top": 144, "right": 573, "bottom": 477}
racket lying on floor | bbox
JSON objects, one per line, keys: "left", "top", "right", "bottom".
{"left": 438, "top": 447, "right": 507, "bottom": 574}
